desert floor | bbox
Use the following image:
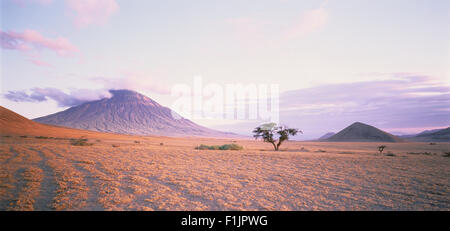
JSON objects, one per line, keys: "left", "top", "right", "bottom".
{"left": 0, "top": 135, "right": 449, "bottom": 211}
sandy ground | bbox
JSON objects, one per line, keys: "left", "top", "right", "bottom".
{"left": 0, "top": 135, "right": 449, "bottom": 211}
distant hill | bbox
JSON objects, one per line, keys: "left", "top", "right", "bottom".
{"left": 409, "top": 127, "right": 450, "bottom": 142}
{"left": 325, "top": 122, "right": 403, "bottom": 142}
{"left": 416, "top": 128, "right": 445, "bottom": 136}
{"left": 33, "top": 89, "right": 235, "bottom": 137}
{"left": 318, "top": 132, "right": 335, "bottom": 140}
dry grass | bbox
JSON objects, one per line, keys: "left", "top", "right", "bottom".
{"left": 0, "top": 135, "right": 449, "bottom": 211}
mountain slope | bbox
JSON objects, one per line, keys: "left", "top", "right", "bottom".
{"left": 0, "top": 106, "right": 108, "bottom": 138}
{"left": 326, "top": 122, "right": 403, "bottom": 142}
{"left": 318, "top": 132, "right": 335, "bottom": 140}
{"left": 0, "top": 105, "right": 43, "bottom": 134}
{"left": 412, "top": 127, "right": 450, "bottom": 142}
{"left": 33, "top": 89, "right": 234, "bottom": 137}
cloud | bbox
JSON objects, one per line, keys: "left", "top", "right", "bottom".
{"left": 28, "top": 58, "right": 53, "bottom": 67}
{"left": 226, "top": 4, "right": 328, "bottom": 45}
{"left": 4, "top": 88, "right": 112, "bottom": 107}
{"left": 227, "top": 17, "right": 267, "bottom": 44}
{"left": 283, "top": 7, "right": 328, "bottom": 40}
{"left": 66, "top": 0, "right": 119, "bottom": 27}
{"left": 0, "top": 29, "right": 79, "bottom": 56}
{"left": 205, "top": 73, "right": 449, "bottom": 139}
{"left": 10, "top": 0, "right": 53, "bottom": 6}
{"left": 279, "top": 74, "right": 450, "bottom": 138}
{"left": 92, "top": 72, "right": 171, "bottom": 95}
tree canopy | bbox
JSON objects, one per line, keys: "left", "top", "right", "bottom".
{"left": 252, "top": 123, "right": 301, "bottom": 151}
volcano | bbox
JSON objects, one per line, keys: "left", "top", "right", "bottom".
{"left": 33, "top": 89, "right": 234, "bottom": 137}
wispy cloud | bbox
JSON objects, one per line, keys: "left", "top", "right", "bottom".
{"left": 0, "top": 29, "right": 79, "bottom": 56}
{"left": 227, "top": 4, "right": 328, "bottom": 45}
{"left": 227, "top": 17, "right": 268, "bottom": 44}
{"left": 3, "top": 71, "right": 170, "bottom": 107}
{"left": 280, "top": 74, "right": 450, "bottom": 138}
{"left": 66, "top": 0, "right": 119, "bottom": 27}
{"left": 0, "top": 29, "right": 78, "bottom": 67}
{"left": 204, "top": 73, "right": 449, "bottom": 139}
{"left": 92, "top": 71, "right": 171, "bottom": 95}
{"left": 4, "top": 88, "right": 112, "bottom": 107}
{"left": 282, "top": 7, "right": 328, "bottom": 40}
{"left": 10, "top": 0, "right": 53, "bottom": 6}
{"left": 28, "top": 58, "right": 53, "bottom": 67}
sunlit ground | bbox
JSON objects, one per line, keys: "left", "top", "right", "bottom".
{"left": 1, "top": 136, "right": 449, "bottom": 211}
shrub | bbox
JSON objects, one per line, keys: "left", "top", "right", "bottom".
{"left": 20, "top": 135, "right": 27, "bottom": 138}
{"left": 219, "top": 144, "right": 243, "bottom": 150}
{"left": 70, "top": 138, "right": 94, "bottom": 146}
{"left": 160, "top": 143, "right": 164, "bottom": 146}
{"left": 443, "top": 152, "right": 450, "bottom": 157}
{"left": 195, "top": 144, "right": 217, "bottom": 150}
{"left": 112, "top": 144, "right": 120, "bottom": 148}
{"left": 134, "top": 140, "right": 140, "bottom": 144}
{"left": 407, "top": 152, "right": 433, "bottom": 156}
{"left": 195, "top": 144, "right": 243, "bottom": 150}
{"left": 35, "top": 136, "right": 49, "bottom": 139}
{"left": 378, "top": 145, "right": 386, "bottom": 154}
{"left": 386, "top": 152, "right": 395, "bottom": 157}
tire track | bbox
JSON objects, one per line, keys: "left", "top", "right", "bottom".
{"left": 43, "top": 147, "right": 104, "bottom": 210}
{"left": 29, "top": 148, "right": 57, "bottom": 211}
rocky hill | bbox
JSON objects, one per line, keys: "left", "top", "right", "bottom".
{"left": 325, "top": 122, "right": 403, "bottom": 142}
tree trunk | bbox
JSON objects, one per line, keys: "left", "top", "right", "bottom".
{"left": 276, "top": 141, "right": 282, "bottom": 151}
{"left": 271, "top": 142, "right": 278, "bottom": 151}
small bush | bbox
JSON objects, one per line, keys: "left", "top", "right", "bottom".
{"left": 407, "top": 152, "right": 433, "bottom": 156}
{"left": 315, "top": 149, "right": 326, "bottom": 153}
{"left": 160, "top": 143, "right": 164, "bottom": 146}
{"left": 429, "top": 142, "right": 437, "bottom": 145}
{"left": 134, "top": 140, "right": 140, "bottom": 144}
{"left": 35, "top": 136, "right": 49, "bottom": 139}
{"left": 386, "top": 152, "right": 395, "bottom": 157}
{"left": 339, "top": 151, "right": 355, "bottom": 154}
{"left": 2, "top": 135, "right": 11, "bottom": 138}
{"left": 78, "top": 160, "right": 95, "bottom": 165}
{"left": 443, "top": 152, "right": 450, "bottom": 157}
{"left": 70, "top": 138, "right": 94, "bottom": 146}
{"left": 195, "top": 144, "right": 218, "bottom": 150}
{"left": 112, "top": 144, "right": 120, "bottom": 148}
{"left": 219, "top": 144, "right": 243, "bottom": 150}
{"left": 378, "top": 145, "right": 386, "bottom": 154}
{"left": 195, "top": 144, "right": 243, "bottom": 150}
{"left": 20, "top": 135, "right": 27, "bottom": 138}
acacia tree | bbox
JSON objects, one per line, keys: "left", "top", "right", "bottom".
{"left": 253, "top": 123, "right": 301, "bottom": 151}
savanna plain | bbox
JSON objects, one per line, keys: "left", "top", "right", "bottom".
{"left": 1, "top": 135, "right": 449, "bottom": 211}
